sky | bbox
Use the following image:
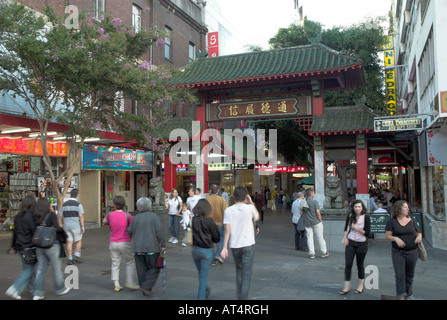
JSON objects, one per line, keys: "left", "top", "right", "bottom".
{"left": 213, "top": 0, "right": 393, "bottom": 53}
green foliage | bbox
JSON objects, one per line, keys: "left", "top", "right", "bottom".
{"left": 0, "top": 2, "right": 196, "bottom": 205}
{"left": 269, "top": 18, "right": 388, "bottom": 112}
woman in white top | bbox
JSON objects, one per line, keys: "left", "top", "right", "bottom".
{"left": 164, "top": 189, "right": 182, "bottom": 244}
{"left": 340, "top": 200, "right": 371, "bottom": 295}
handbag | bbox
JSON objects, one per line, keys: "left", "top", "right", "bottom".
{"left": 412, "top": 218, "right": 427, "bottom": 261}
{"left": 155, "top": 255, "right": 165, "bottom": 269}
{"left": 32, "top": 213, "right": 56, "bottom": 248}
{"left": 22, "top": 247, "right": 37, "bottom": 264}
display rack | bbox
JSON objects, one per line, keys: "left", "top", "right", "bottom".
{"left": 2, "top": 173, "right": 37, "bottom": 230}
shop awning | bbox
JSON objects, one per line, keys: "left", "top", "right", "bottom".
{"left": 300, "top": 175, "right": 314, "bottom": 185}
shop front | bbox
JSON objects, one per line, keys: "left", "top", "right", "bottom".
{"left": 419, "top": 125, "right": 447, "bottom": 250}
{"left": 0, "top": 135, "right": 68, "bottom": 230}
{"left": 81, "top": 145, "right": 153, "bottom": 225}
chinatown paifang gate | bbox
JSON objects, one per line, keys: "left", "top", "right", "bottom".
{"left": 168, "top": 43, "right": 369, "bottom": 206}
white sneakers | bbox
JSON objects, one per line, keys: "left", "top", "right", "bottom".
{"left": 5, "top": 287, "right": 22, "bottom": 300}
{"left": 168, "top": 237, "right": 179, "bottom": 244}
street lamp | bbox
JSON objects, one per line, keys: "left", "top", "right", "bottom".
{"left": 384, "top": 64, "right": 408, "bottom": 71}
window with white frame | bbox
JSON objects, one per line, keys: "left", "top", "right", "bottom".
{"left": 165, "top": 26, "right": 172, "bottom": 61}
{"left": 189, "top": 42, "right": 196, "bottom": 62}
{"left": 132, "top": 5, "right": 142, "bottom": 33}
{"left": 132, "top": 100, "right": 139, "bottom": 116}
{"left": 93, "top": 0, "right": 105, "bottom": 21}
{"left": 418, "top": 28, "right": 435, "bottom": 97}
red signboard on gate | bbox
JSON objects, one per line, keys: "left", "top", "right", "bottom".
{"left": 208, "top": 32, "right": 219, "bottom": 57}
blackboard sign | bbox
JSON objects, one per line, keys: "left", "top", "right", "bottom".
{"left": 369, "top": 214, "right": 390, "bottom": 234}
{"left": 368, "top": 212, "right": 424, "bottom": 235}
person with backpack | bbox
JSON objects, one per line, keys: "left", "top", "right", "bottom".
{"left": 164, "top": 188, "right": 182, "bottom": 244}
{"left": 5, "top": 196, "right": 37, "bottom": 300}
{"left": 33, "top": 197, "right": 71, "bottom": 300}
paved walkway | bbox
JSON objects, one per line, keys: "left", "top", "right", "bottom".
{"left": 1, "top": 209, "right": 446, "bottom": 301}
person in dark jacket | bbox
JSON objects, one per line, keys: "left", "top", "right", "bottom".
{"left": 5, "top": 196, "right": 37, "bottom": 300}
{"left": 191, "top": 199, "right": 220, "bottom": 300}
{"left": 127, "top": 197, "right": 166, "bottom": 296}
{"left": 32, "top": 198, "right": 71, "bottom": 300}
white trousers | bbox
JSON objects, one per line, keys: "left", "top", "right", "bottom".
{"left": 109, "top": 242, "right": 138, "bottom": 285}
{"left": 305, "top": 222, "right": 328, "bottom": 256}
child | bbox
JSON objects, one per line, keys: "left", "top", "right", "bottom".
{"left": 180, "top": 203, "right": 192, "bottom": 247}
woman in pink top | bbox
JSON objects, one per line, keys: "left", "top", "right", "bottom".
{"left": 340, "top": 200, "right": 371, "bottom": 296}
{"left": 103, "top": 196, "right": 139, "bottom": 292}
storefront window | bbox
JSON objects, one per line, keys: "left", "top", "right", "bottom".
{"left": 432, "top": 166, "right": 446, "bottom": 221}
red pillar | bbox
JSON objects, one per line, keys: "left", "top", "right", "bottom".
{"left": 164, "top": 153, "right": 176, "bottom": 193}
{"left": 311, "top": 80, "right": 324, "bottom": 117}
{"left": 356, "top": 134, "right": 369, "bottom": 194}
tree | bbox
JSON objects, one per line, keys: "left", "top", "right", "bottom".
{"left": 269, "top": 18, "right": 389, "bottom": 112}
{"left": 0, "top": 3, "right": 195, "bottom": 209}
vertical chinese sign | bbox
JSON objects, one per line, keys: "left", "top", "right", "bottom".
{"left": 208, "top": 32, "right": 219, "bottom": 58}
{"left": 384, "top": 36, "right": 397, "bottom": 116}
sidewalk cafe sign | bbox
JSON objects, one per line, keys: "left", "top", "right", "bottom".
{"left": 374, "top": 118, "right": 423, "bottom": 132}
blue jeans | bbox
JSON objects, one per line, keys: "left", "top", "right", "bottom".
{"left": 214, "top": 225, "right": 225, "bottom": 259}
{"left": 34, "top": 244, "right": 67, "bottom": 297}
{"left": 231, "top": 245, "right": 255, "bottom": 300}
{"left": 192, "top": 246, "right": 214, "bottom": 300}
{"left": 9, "top": 250, "right": 36, "bottom": 295}
{"left": 168, "top": 215, "right": 180, "bottom": 238}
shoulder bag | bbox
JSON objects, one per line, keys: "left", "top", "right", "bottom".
{"left": 412, "top": 218, "right": 427, "bottom": 261}
{"left": 32, "top": 213, "right": 56, "bottom": 248}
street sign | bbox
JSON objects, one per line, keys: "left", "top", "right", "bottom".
{"left": 374, "top": 118, "right": 423, "bottom": 132}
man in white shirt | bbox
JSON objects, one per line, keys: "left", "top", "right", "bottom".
{"left": 221, "top": 186, "right": 259, "bottom": 300}
{"left": 291, "top": 192, "right": 306, "bottom": 250}
{"left": 186, "top": 187, "right": 201, "bottom": 213}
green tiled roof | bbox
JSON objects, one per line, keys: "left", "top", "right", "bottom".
{"left": 155, "top": 116, "right": 195, "bottom": 139}
{"left": 170, "top": 43, "right": 363, "bottom": 87}
{"left": 309, "top": 106, "right": 375, "bottom": 135}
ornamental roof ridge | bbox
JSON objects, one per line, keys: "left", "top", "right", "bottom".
{"left": 171, "top": 43, "right": 364, "bottom": 88}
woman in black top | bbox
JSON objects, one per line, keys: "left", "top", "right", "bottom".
{"left": 191, "top": 199, "right": 220, "bottom": 300}
{"left": 385, "top": 200, "right": 422, "bottom": 300}
{"left": 5, "top": 196, "right": 37, "bottom": 300}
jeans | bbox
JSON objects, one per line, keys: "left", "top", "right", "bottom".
{"left": 109, "top": 242, "right": 137, "bottom": 285}
{"left": 33, "top": 243, "right": 68, "bottom": 297}
{"left": 305, "top": 222, "right": 328, "bottom": 256}
{"left": 231, "top": 245, "right": 255, "bottom": 300}
{"left": 214, "top": 225, "right": 225, "bottom": 259}
{"left": 192, "top": 246, "right": 214, "bottom": 300}
{"left": 344, "top": 240, "right": 368, "bottom": 281}
{"left": 8, "top": 250, "right": 36, "bottom": 295}
{"left": 391, "top": 247, "right": 418, "bottom": 298}
{"left": 167, "top": 215, "right": 180, "bottom": 238}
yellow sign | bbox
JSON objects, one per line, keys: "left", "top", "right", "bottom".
{"left": 384, "top": 36, "right": 397, "bottom": 116}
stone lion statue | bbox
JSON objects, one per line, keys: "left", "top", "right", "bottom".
{"left": 324, "top": 176, "right": 344, "bottom": 209}
{"left": 149, "top": 176, "right": 165, "bottom": 206}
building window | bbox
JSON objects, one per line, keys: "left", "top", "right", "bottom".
{"left": 189, "top": 42, "right": 196, "bottom": 62}
{"left": 132, "top": 100, "right": 139, "bottom": 116}
{"left": 165, "top": 26, "right": 172, "bottom": 61}
{"left": 418, "top": 29, "right": 434, "bottom": 97}
{"left": 132, "top": 5, "right": 141, "bottom": 33}
{"left": 115, "top": 91, "right": 125, "bottom": 112}
{"left": 93, "top": 0, "right": 105, "bottom": 21}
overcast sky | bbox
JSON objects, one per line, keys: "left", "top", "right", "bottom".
{"left": 214, "top": 0, "right": 393, "bottom": 52}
